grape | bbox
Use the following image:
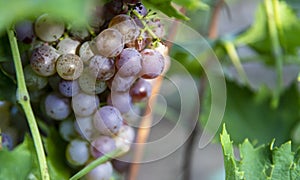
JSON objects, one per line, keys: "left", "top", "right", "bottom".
{"left": 1, "top": 133, "right": 13, "bottom": 150}
{"left": 48, "top": 74, "right": 62, "bottom": 91}
{"left": 89, "top": 28, "right": 124, "bottom": 57}
{"left": 79, "top": 41, "right": 94, "bottom": 64}
{"left": 133, "top": 2, "right": 147, "bottom": 16}
{"left": 72, "top": 92, "right": 99, "bottom": 117}
{"left": 56, "top": 54, "right": 83, "bottom": 80}
{"left": 66, "top": 139, "right": 90, "bottom": 166}
{"left": 112, "top": 159, "right": 130, "bottom": 173}
{"left": 69, "top": 25, "right": 90, "bottom": 41}
{"left": 59, "top": 79, "right": 80, "bottom": 97}
{"left": 85, "top": 162, "right": 113, "bottom": 180}
{"left": 78, "top": 69, "right": 107, "bottom": 95}
{"left": 111, "top": 75, "right": 136, "bottom": 92}
{"left": 116, "top": 48, "right": 142, "bottom": 77}
{"left": 15, "top": 20, "right": 35, "bottom": 44}
{"left": 109, "top": 14, "right": 139, "bottom": 43}
{"left": 140, "top": 49, "right": 165, "bottom": 79}
{"left": 122, "top": 104, "right": 142, "bottom": 125}
{"left": 24, "top": 65, "right": 48, "bottom": 91}
{"left": 59, "top": 118, "right": 77, "bottom": 141}
{"left": 90, "top": 136, "right": 116, "bottom": 158}
{"left": 110, "top": 91, "right": 132, "bottom": 114}
{"left": 30, "top": 44, "right": 60, "bottom": 76}
{"left": 93, "top": 106, "right": 123, "bottom": 136}
{"left": 34, "top": 14, "right": 65, "bottom": 42}
{"left": 129, "top": 78, "right": 152, "bottom": 102}
{"left": 74, "top": 116, "right": 99, "bottom": 140}
{"left": 56, "top": 37, "right": 80, "bottom": 54}
{"left": 113, "top": 125, "right": 135, "bottom": 153}
{"left": 45, "top": 93, "right": 71, "bottom": 120}
{"left": 88, "top": 55, "right": 115, "bottom": 81}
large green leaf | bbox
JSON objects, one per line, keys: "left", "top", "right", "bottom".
{"left": 0, "top": 135, "right": 39, "bottom": 179}
{"left": 201, "top": 80, "right": 300, "bottom": 146}
{"left": 220, "top": 126, "right": 300, "bottom": 180}
{"left": 235, "top": 1, "right": 300, "bottom": 55}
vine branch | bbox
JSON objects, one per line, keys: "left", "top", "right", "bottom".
{"left": 6, "top": 26, "right": 50, "bottom": 180}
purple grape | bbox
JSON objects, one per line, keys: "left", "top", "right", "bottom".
{"left": 14, "top": 20, "right": 35, "bottom": 44}
{"left": 45, "top": 93, "right": 71, "bottom": 120}
{"left": 116, "top": 48, "right": 142, "bottom": 77}
{"left": 85, "top": 162, "right": 113, "bottom": 180}
{"left": 129, "top": 78, "right": 152, "bottom": 102}
{"left": 110, "top": 91, "right": 132, "bottom": 114}
{"left": 1, "top": 133, "right": 13, "bottom": 150}
{"left": 140, "top": 49, "right": 165, "bottom": 79}
{"left": 93, "top": 106, "right": 123, "bottom": 136}
{"left": 134, "top": 2, "right": 147, "bottom": 16}
{"left": 66, "top": 139, "right": 90, "bottom": 166}
{"left": 30, "top": 44, "right": 60, "bottom": 76}
{"left": 72, "top": 92, "right": 100, "bottom": 117}
{"left": 111, "top": 74, "right": 136, "bottom": 92}
{"left": 90, "top": 136, "right": 116, "bottom": 158}
{"left": 112, "top": 159, "right": 130, "bottom": 173}
{"left": 88, "top": 55, "right": 115, "bottom": 81}
{"left": 59, "top": 79, "right": 80, "bottom": 97}
{"left": 74, "top": 116, "right": 99, "bottom": 140}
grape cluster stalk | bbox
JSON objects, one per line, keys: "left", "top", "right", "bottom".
{"left": 7, "top": 0, "right": 169, "bottom": 179}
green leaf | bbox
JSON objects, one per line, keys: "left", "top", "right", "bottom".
{"left": 44, "top": 128, "right": 71, "bottom": 180}
{"left": 0, "top": 135, "right": 39, "bottom": 179}
{"left": 0, "top": 68, "right": 16, "bottom": 102}
{"left": 201, "top": 81, "right": 300, "bottom": 146}
{"left": 221, "top": 126, "right": 300, "bottom": 180}
{"left": 235, "top": 1, "right": 300, "bottom": 55}
{"left": 143, "top": 0, "right": 189, "bottom": 20}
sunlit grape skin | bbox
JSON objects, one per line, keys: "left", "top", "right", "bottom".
{"left": 72, "top": 92, "right": 100, "bottom": 117}
{"left": 66, "top": 139, "right": 90, "bottom": 166}
{"left": 90, "top": 136, "right": 116, "bottom": 158}
{"left": 89, "top": 28, "right": 124, "bottom": 57}
{"left": 56, "top": 54, "right": 83, "bottom": 80}
{"left": 34, "top": 14, "right": 65, "bottom": 42}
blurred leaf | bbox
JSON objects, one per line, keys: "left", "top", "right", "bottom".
{"left": 0, "top": 0, "right": 90, "bottom": 34}
{"left": 235, "top": 1, "right": 300, "bottom": 56}
{"left": 172, "top": 0, "right": 209, "bottom": 10}
{"left": 0, "top": 135, "right": 40, "bottom": 179}
{"left": 0, "top": 68, "right": 16, "bottom": 102}
{"left": 201, "top": 81, "right": 300, "bottom": 146}
{"left": 143, "top": 0, "right": 189, "bottom": 20}
{"left": 44, "top": 128, "right": 71, "bottom": 180}
{"left": 221, "top": 126, "right": 300, "bottom": 180}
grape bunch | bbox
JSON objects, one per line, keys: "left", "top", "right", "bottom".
{"left": 7, "top": 0, "right": 168, "bottom": 179}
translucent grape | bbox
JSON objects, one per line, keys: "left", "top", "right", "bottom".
{"left": 45, "top": 93, "right": 71, "bottom": 120}
{"left": 74, "top": 116, "right": 99, "bottom": 140}
{"left": 93, "top": 106, "right": 123, "bottom": 136}
{"left": 56, "top": 54, "right": 83, "bottom": 80}
{"left": 89, "top": 28, "right": 124, "bottom": 57}
{"left": 59, "top": 79, "right": 80, "bottom": 97}
{"left": 90, "top": 136, "right": 116, "bottom": 158}
{"left": 88, "top": 55, "right": 115, "bottom": 81}
{"left": 113, "top": 125, "right": 135, "bottom": 153}
{"left": 72, "top": 92, "right": 99, "bottom": 117}
{"left": 34, "top": 14, "right": 65, "bottom": 42}
{"left": 66, "top": 139, "right": 90, "bottom": 166}
{"left": 59, "top": 118, "right": 77, "bottom": 141}
{"left": 111, "top": 75, "right": 136, "bottom": 92}
{"left": 116, "top": 48, "right": 142, "bottom": 77}
{"left": 109, "top": 14, "right": 140, "bottom": 43}
{"left": 78, "top": 68, "right": 107, "bottom": 95}
{"left": 140, "top": 49, "right": 165, "bottom": 79}
{"left": 69, "top": 25, "right": 90, "bottom": 41}
{"left": 129, "top": 78, "right": 152, "bottom": 102}
{"left": 79, "top": 41, "right": 94, "bottom": 64}
{"left": 30, "top": 44, "right": 60, "bottom": 76}
{"left": 56, "top": 37, "right": 80, "bottom": 54}
{"left": 24, "top": 65, "right": 48, "bottom": 91}
{"left": 85, "top": 162, "right": 113, "bottom": 180}
{"left": 110, "top": 91, "right": 132, "bottom": 114}
{"left": 15, "top": 20, "right": 35, "bottom": 44}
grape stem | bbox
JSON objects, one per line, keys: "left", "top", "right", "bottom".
{"left": 6, "top": 26, "right": 50, "bottom": 180}
{"left": 131, "top": 10, "right": 159, "bottom": 40}
{"left": 69, "top": 149, "right": 124, "bottom": 180}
